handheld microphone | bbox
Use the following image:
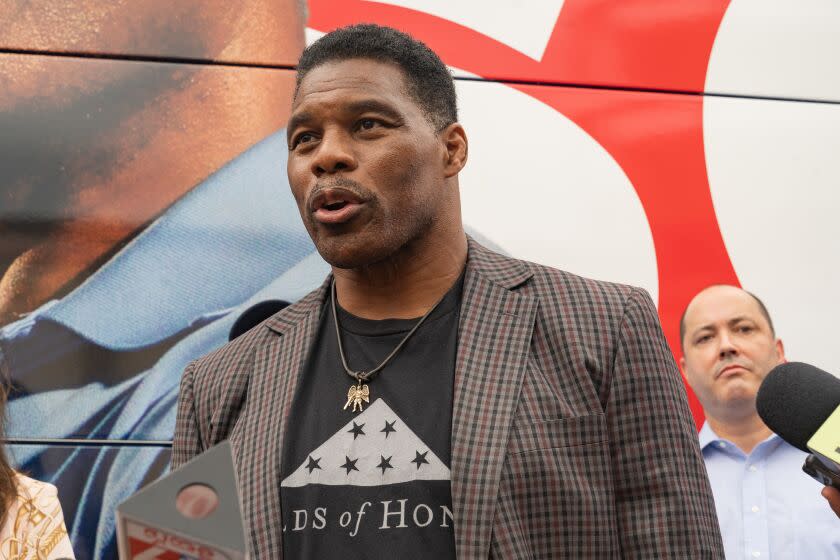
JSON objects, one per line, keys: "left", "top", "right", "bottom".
{"left": 756, "top": 362, "right": 840, "bottom": 488}
{"left": 116, "top": 441, "right": 248, "bottom": 559}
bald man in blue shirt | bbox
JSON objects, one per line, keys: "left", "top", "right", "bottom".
{"left": 680, "top": 285, "right": 840, "bottom": 559}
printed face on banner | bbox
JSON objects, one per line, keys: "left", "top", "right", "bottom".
{"left": 1, "top": 3, "right": 309, "bottom": 559}
{"left": 0, "top": 0, "right": 306, "bottom": 327}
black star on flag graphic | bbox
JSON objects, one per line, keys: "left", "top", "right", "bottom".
{"left": 341, "top": 456, "right": 359, "bottom": 475}
{"left": 381, "top": 420, "right": 397, "bottom": 438}
{"left": 306, "top": 456, "right": 321, "bottom": 474}
{"left": 377, "top": 455, "right": 393, "bottom": 474}
{"left": 282, "top": 399, "right": 450, "bottom": 487}
{"left": 348, "top": 422, "right": 365, "bottom": 440}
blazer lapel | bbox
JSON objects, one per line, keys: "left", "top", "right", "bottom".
{"left": 451, "top": 240, "right": 537, "bottom": 559}
{"left": 235, "top": 280, "right": 328, "bottom": 558}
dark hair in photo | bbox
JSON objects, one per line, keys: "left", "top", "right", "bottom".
{"left": 295, "top": 23, "right": 458, "bottom": 130}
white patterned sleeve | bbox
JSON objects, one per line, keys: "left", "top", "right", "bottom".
{"left": 0, "top": 474, "right": 76, "bottom": 559}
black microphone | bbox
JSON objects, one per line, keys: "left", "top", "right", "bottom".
{"left": 757, "top": 361, "right": 840, "bottom": 487}
{"left": 228, "top": 300, "right": 290, "bottom": 341}
{"left": 756, "top": 362, "right": 840, "bottom": 452}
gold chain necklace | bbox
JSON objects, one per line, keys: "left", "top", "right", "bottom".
{"left": 331, "top": 278, "right": 447, "bottom": 413}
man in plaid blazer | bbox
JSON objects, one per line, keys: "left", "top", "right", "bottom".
{"left": 172, "top": 24, "right": 723, "bottom": 558}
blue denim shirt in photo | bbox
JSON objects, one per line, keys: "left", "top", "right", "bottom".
{"left": 0, "top": 129, "right": 330, "bottom": 559}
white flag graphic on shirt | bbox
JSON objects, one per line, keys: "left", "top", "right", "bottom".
{"left": 281, "top": 398, "right": 450, "bottom": 487}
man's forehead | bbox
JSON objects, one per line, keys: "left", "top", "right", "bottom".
{"left": 685, "top": 286, "right": 765, "bottom": 329}
{"left": 294, "top": 59, "right": 411, "bottom": 106}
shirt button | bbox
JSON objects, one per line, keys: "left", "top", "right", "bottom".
{"left": 751, "top": 505, "right": 760, "bottom": 513}
{"left": 717, "top": 442, "right": 727, "bottom": 448}
{"left": 748, "top": 465, "right": 757, "bottom": 472}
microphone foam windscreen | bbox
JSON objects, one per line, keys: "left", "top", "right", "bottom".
{"left": 756, "top": 362, "right": 840, "bottom": 452}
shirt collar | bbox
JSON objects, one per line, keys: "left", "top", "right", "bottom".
{"left": 698, "top": 421, "right": 721, "bottom": 450}
{"left": 698, "top": 421, "right": 783, "bottom": 455}
{"left": 13, "top": 130, "right": 319, "bottom": 350}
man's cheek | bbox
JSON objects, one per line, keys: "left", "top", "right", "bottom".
{"left": 288, "top": 178, "right": 307, "bottom": 207}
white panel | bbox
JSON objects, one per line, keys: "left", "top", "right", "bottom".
{"left": 704, "top": 95, "right": 840, "bottom": 376}
{"left": 707, "top": 0, "right": 840, "bottom": 101}
{"left": 371, "top": 0, "right": 564, "bottom": 61}
{"left": 457, "top": 80, "right": 659, "bottom": 302}
{"left": 305, "top": 27, "right": 326, "bottom": 45}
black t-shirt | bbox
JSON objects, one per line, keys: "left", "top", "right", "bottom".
{"left": 280, "top": 277, "right": 462, "bottom": 559}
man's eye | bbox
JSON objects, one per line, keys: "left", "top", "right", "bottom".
{"left": 293, "top": 132, "right": 314, "bottom": 148}
{"left": 358, "top": 119, "right": 378, "bottom": 130}
{"left": 696, "top": 335, "right": 712, "bottom": 344}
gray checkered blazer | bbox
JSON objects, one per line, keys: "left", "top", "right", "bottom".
{"left": 173, "top": 237, "right": 723, "bottom": 558}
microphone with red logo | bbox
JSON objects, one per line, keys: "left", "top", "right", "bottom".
{"left": 116, "top": 441, "right": 248, "bottom": 559}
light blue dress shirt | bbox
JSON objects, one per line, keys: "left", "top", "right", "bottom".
{"left": 0, "top": 129, "right": 331, "bottom": 558}
{"left": 699, "top": 422, "right": 840, "bottom": 559}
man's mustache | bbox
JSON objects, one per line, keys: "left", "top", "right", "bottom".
{"left": 306, "top": 178, "right": 373, "bottom": 209}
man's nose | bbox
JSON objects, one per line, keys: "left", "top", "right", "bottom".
{"left": 718, "top": 331, "right": 738, "bottom": 358}
{"left": 311, "top": 131, "right": 356, "bottom": 176}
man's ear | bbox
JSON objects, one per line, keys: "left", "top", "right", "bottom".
{"left": 441, "top": 123, "right": 467, "bottom": 178}
{"left": 775, "top": 338, "right": 786, "bottom": 363}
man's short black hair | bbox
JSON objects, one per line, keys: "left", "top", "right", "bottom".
{"left": 295, "top": 24, "right": 457, "bottom": 130}
{"left": 679, "top": 284, "right": 776, "bottom": 351}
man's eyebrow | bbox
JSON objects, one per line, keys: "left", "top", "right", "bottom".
{"left": 690, "top": 316, "right": 758, "bottom": 338}
{"left": 287, "top": 100, "right": 404, "bottom": 141}
{"left": 344, "top": 99, "right": 404, "bottom": 121}
{"left": 691, "top": 324, "right": 716, "bottom": 337}
{"left": 287, "top": 111, "right": 314, "bottom": 140}
{"left": 728, "top": 316, "right": 757, "bottom": 326}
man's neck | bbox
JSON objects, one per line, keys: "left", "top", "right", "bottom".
{"left": 333, "top": 231, "right": 468, "bottom": 320}
{"left": 707, "top": 412, "right": 774, "bottom": 455}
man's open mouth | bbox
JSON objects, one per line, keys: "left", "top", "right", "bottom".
{"left": 310, "top": 188, "right": 365, "bottom": 224}
{"left": 322, "top": 200, "right": 350, "bottom": 211}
